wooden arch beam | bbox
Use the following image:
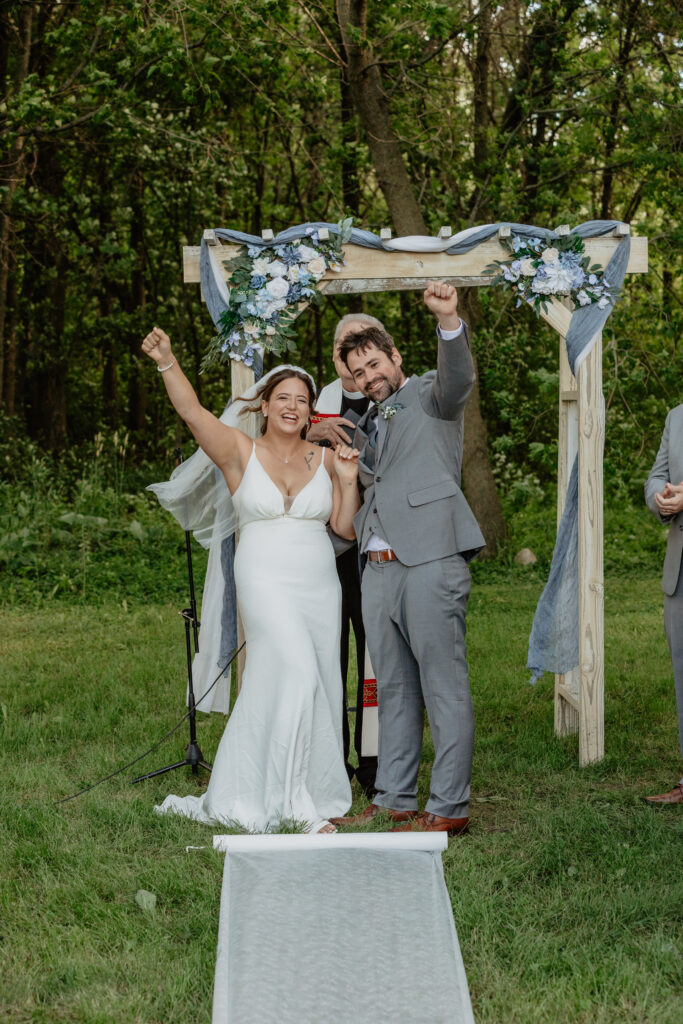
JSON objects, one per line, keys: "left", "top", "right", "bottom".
{"left": 183, "top": 228, "right": 648, "bottom": 766}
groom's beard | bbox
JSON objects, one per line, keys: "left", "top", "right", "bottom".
{"left": 363, "top": 370, "right": 404, "bottom": 404}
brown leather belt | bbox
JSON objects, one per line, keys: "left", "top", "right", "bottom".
{"left": 367, "top": 548, "right": 398, "bottom": 563}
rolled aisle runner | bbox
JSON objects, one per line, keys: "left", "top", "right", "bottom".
{"left": 211, "top": 833, "right": 474, "bottom": 1024}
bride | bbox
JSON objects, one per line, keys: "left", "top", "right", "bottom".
{"left": 141, "top": 327, "right": 358, "bottom": 834}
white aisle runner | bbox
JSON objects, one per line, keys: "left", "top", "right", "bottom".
{"left": 211, "top": 834, "right": 475, "bottom": 1024}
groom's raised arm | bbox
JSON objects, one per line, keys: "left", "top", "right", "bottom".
{"left": 419, "top": 282, "right": 476, "bottom": 421}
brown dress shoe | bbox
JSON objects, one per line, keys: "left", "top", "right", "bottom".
{"left": 391, "top": 812, "right": 469, "bottom": 837}
{"left": 642, "top": 783, "right": 683, "bottom": 805}
{"left": 330, "top": 804, "right": 417, "bottom": 827}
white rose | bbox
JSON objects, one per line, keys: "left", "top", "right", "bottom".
{"left": 266, "top": 298, "right": 287, "bottom": 316}
{"left": 307, "top": 256, "right": 326, "bottom": 278}
{"left": 520, "top": 259, "right": 537, "bottom": 276}
{"left": 243, "top": 321, "right": 261, "bottom": 336}
{"left": 265, "top": 276, "right": 290, "bottom": 299}
{"left": 542, "top": 264, "right": 574, "bottom": 294}
{"left": 531, "top": 276, "right": 552, "bottom": 295}
{"left": 287, "top": 265, "right": 300, "bottom": 282}
{"left": 265, "top": 259, "right": 288, "bottom": 277}
{"left": 252, "top": 257, "right": 269, "bottom": 275}
{"left": 265, "top": 325, "right": 277, "bottom": 336}
{"left": 298, "top": 244, "right": 318, "bottom": 262}
{"left": 541, "top": 247, "right": 559, "bottom": 264}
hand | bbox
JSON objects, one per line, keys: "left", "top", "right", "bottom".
{"left": 423, "top": 281, "right": 460, "bottom": 331}
{"left": 655, "top": 481, "right": 683, "bottom": 516}
{"left": 307, "top": 416, "right": 357, "bottom": 447}
{"left": 333, "top": 443, "right": 360, "bottom": 484}
{"left": 141, "top": 326, "right": 172, "bottom": 365}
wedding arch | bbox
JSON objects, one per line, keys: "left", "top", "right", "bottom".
{"left": 182, "top": 222, "right": 648, "bottom": 767}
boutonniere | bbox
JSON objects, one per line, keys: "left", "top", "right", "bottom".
{"left": 376, "top": 401, "right": 404, "bottom": 421}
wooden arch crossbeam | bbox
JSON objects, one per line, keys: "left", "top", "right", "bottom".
{"left": 183, "top": 225, "right": 648, "bottom": 766}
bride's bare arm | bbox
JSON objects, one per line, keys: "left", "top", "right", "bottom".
{"left": 330, "top": 445, "right": 361, "bottom": 540}
{"left": 141, "top": 327, "right": 250, "bottom": 477}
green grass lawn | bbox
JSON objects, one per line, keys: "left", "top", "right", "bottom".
{"left": 1, "top": 579, "right": 681, "bottom": 1023}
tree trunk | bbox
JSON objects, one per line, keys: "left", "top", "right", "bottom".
{"left": 100, "top": 290, "right": 119, "bottom": 428}
{"left": 459, "top": 290, "right": 507, "bottom": 556}
{"left": 2, "top": 272, "right": 17, "bottom": 416}
{"left": 337, "top": 20, "right": 360, "bottom": 215}
{"left": 335, "top": 0, "right": 506, "bottom": 554}
{"left": 0, "top": 3, "right": 32, "bottom": 404}
{"left": 600, "top": 0, "right": 639, "bottom": 218}
{"left": 335, "top": 0, "right": 426, "bottom": 235}
{"left": 127, "top": 171, "right": 147, "bottom": 435}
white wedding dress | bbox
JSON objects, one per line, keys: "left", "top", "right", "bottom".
{"left": 155, "top": 444, "right": 352, "bottom": 833}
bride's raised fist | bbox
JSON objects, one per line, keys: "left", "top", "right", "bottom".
{"left": 141, "top": 326, "right": 172, "bottom": 363}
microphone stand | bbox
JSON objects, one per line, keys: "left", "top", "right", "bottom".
{"left": 134, "top": 447, "right": 212, "bottom": 783}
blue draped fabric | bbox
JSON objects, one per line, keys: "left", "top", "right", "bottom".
{"left": 526, "top": 233, "right": 630, "bottom": 682}
{"left": 193, "top": 220, "right": 631, "bottom": 690}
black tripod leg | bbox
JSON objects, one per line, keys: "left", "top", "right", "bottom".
{"left": 133, "top": 451, "right": 213, "bottom": 787}
{"left": 133, "top": 760, "right": 188, "bottom": 783}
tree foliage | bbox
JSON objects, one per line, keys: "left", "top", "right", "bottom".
{"left": 0, "top": 1, "right": 680, "bottom": 520}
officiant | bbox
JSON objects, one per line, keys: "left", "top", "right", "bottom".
{"left": 307, "top": 319, "right": 382, "bottom": 799}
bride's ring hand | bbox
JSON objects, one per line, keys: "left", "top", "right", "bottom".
{"left": 334, "top": 444, "right": 360, "bottom": 481}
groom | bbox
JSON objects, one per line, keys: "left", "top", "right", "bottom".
{"left": 332, "top": 282, "right": 485, "bottom": 836}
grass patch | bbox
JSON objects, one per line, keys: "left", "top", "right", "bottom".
{"left": 1, "top": 580, "right": 681, "bottom": 1022}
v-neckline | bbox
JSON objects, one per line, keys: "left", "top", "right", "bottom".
{"left": 251, "top": 446, "right": 323, "bottom": 509}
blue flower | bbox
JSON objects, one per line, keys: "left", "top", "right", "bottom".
{"left": 247, "top": 245, "right": 262, "bottom": 257}
{"left": 286, "top": 283, "right": 303, "bottom": 303}
{"left": 279, "top": 246, "right": 303, "bottom": 267}
{"left": 588, "top": 274, "right": 598, "bottom": 285}
{"left": 250, "top": 275, "right": 266, "bottom": 289}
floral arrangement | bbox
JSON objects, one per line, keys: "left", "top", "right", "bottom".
{"left": 201, "top": 219, "right": 353, "bottom": 371}
{"left": 377, "top": 400, "right": 404, "bottom": 420}
{"left": 487, "top": 233, "right": 618, "bottom": 316}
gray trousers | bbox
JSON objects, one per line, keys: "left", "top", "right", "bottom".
{"left": 361, "top": 552, "right": 474, "bottom": 819}
{"left": 664, "top": 557, "right": 683, "bottom": 762}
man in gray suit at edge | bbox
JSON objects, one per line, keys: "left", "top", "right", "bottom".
{"left": 331, "top": 281, "right": 485, "bottom": 836}
{"left": 643, "top": 403, "right": 683, "bottom": 805}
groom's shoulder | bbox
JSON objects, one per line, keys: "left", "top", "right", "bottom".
{"left": 415, "top": 369, "right": 437, "bottom": 399}
{"left": 665, "top": 404, "right": 683, "bottom": 432}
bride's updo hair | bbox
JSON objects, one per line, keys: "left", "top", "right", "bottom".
{"left": 239, "top": 368, "right": 316, "bottom": 439}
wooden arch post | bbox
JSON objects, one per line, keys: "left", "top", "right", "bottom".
{"left": 184, "top": 225, "right": 648, "bottom": 765}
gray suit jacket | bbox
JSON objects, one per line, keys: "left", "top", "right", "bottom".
{"left": 353, "top": 327, "right": 485, "bottom": 566}
{"left": 645, "top": 403, "right": 683, "bottom": 595}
